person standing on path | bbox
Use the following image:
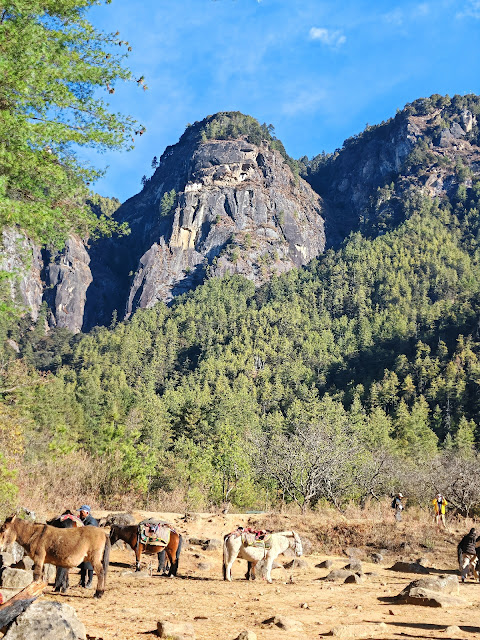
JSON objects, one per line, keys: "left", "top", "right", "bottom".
{"left": 432, "top": 493, "right": 448, "bottom": 529}
{"left": 392, "top": 493, "right": 404, "bottom": 522}
{"left": 77, "top": 505, "right": 99, "bottom": 588}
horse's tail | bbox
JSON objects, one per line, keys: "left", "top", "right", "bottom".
{"left": 102, "top": 534, "right": 111, "bottom": 582}
{"left": 176, "top": 533, "right": 183, "bottom": 563}
{"left": 223, "top": 533, "right": 230, "bottom": 580}
{"left": 458, "top": 542, "right": 463, "bottom": 568}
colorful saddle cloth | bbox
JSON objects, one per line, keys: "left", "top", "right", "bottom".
{"left": 139, "top": 522, "right": 172, "bottom": 546}
{"left": 232, "top": 527, "right": 272, "bottom": 549}
{"left": 59, "top": 514, "right": 83, "bottom": 527}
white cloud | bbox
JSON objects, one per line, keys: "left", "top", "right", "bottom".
{"left": 383, "top": 8, "right": 403, "bottom": 26}
{"left": 309, "top": 27, "right": 346, "bottom": 48}
{"left": 457, "top": 0, "right": 480, "bottom": 18}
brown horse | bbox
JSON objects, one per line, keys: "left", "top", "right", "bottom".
{"left": 0, "top": 515, "right": 110, "bottom": 598}
{"left": 109, "top": 522, "right": 182, "bottom": 575}
{"left": 46, "top": 511, "right": 84, "bottom": 593}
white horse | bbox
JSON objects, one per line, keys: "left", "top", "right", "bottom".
{"left": 223, "top": 529, "right": 302, "bottom": 583}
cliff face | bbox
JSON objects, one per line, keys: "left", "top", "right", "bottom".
{"left": 4, "top": 99, "right": 480, "bottom": 333}
{"left": 84, "top": 123, "right": 325, "bottom": 327}
{"left": 305, "top": 98, "right": 480, "bottom": 244}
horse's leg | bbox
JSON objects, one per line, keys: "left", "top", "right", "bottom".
{"left": 135, "top": 543, "right": 142, "bottom": 571}
{"left": 245, "top": 561, "right": 252, "bottom": 580}
{"left": 167, "top": 535, "right": 182, "bottom": 576}
{"left": 157, "top": 549, "right": 166, "bottom": 573}
{"left": 54, "top": 567, "right": 69, "bottom": 593}
{"left": 264, "top": 552, "right": 275, "bottom": 584}
{"left": 32, "top": 553, "right": 45, "bottom": 582}
{"left": 250, "top": 561, "right": 258, "bottom": 580}
{"left": 224, "top": 544, "right": 238, "bottom": 582}
{"left": 93, "top": 536, "right": 111, "bottom": 598}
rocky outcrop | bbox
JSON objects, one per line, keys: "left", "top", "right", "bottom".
{"left": 43, "top": 236, "right": 92, "bottom": 333}
{"left": 82, "top": 123, "right": 325, "bottom": 326}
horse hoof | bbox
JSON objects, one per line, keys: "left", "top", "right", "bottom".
{"left": 93, "top": 591, "right": 103, "bottom": 598}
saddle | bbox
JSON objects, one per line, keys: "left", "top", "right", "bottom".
{"left": 59, "top": 514, "right": 83, "bottom": 527}
{"left": 234, "top": 527, "right": 272, "bottom": 549}
{"left": 139, "top": 522, "right": 172, "bottom": 546}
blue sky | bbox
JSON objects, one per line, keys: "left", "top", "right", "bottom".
{"left": 86, "top": 0, "right": 480, "bottom": 202}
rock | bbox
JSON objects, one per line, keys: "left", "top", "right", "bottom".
{"left": 197, "top": 562, "right": 211, "bottom": 571}
{"left": 0, "top": 569, "right": 33, "bottom": 590}
{"left": 331, "top": 622, "right": 388, "bottom": 639}
{"left": 343, "top": 547, "right": 364, "bottom": 560}
{"left": 42, "top": 564, "right": 56, "bottom": 584}
{"left": 255, "top": 558, "right": 287, "bottom": 580}
{"left": 444, "top": 625, "right": 461, "bottom": 636}
{"left": 283, "top": 558, "right": 309, "bottom": 570}
{"left": 344, "top": 573, "right": 365, "bottom": 584}
{"left": 3, "top": 601, "right": 86, "bottom": 640}
{"left": 316, "top": 559, "right": 332, "bottom": 569}
{"left": 188, "top": 537, "right": 208, "bottom": 546}
{"left": 101, "top": 512, "right": 136, "bottom": 527}
{"left": 0, "top": 553, "right": 14, "bottom": 568}
{"left": 393, "top": 576, "right": 467, "bottom": 607}
{"left": 343, "top": 560, "right": 363, "bottom": 573}
{"left": 234, "top": 632, "right": 257, "bottom": 640}
{"left": 13, "top": 557, "right": 34, "bottom": 571}
{"left": 263, "top": 615, "right": 303, "bottom": 632}
{"left": 370, "top": 553, "right": 383, "bottom": 564}
{"left": 325, "top": 569, "right": 355, "bottom": 582}
{"left": 300, "top": 537, "right": 313, "bottom": 555}
{"left": 204, "top": 538, "right": 222, "bottom": 551}
{"left": 157, "top": 620, "right": 195, "bottom": 640}
{"left": 389, "top": 561, "right": 430, "bottom": 574}
{"left": 4, "top": 543, "right": 24, "bottom": 565}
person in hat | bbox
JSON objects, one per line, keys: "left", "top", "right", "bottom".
{"left": 77, "top": 505, "right": 99, "bottom": 588}
{"left": 432, "top": 493, "right": 448, "bottom": 529}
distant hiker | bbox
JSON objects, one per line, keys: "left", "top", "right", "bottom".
{"left": 392, "top": 493, "right": 404, "bottom": 522}
{"left": 432, "top": 493, "right": 447, "bottom": 529}
{"left": 458, "top": 528, "right": 478, "bottom": 582}
{"left": 77, "top": 505, "right": 99, "bottom": 588}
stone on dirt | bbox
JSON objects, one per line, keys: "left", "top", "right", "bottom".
{"left": 343, "top": 560, "right": 363, "bottom": 572}
{"left": 324, "top": 569, "right": 355, "bottom": 582}
{"left": 263, "top": 615, "right": 303, "bottom": 632}
{"left": 234, "top": 631, "right": 257, "bottom": 640}
{"left": 393, "top": 576, "right": 467, "bottom": 607}
{"left": 344, "top": 573, "right": 365, "bottom": 584}
{"left": 284, "top": 558, "right": 309, "bottom": 570}
{"left": 370, "top": 553, "right": 383, "bottom": 564}
{"left": 444, "top": 625, "right": 461, "bottom": 636}
{"left": 316, "top": 559, "right": 332, "bottom": 569}
{"left": 0, "top": 569, "right": 33, "bottom": 590}
{"left": 331, "top": 622, "right": 388, "bottom": 639}
{"left": 3, "top": 601, "right": 86, "bottom": 640}
{"left": 389, "top": 561, "right": 430, "bottom": 574}
{"left": 204, "top": 538, "right": 222, "bottom": 551}
{"left": 343, "top": 547, "right": 365, "bottom": 560}
{"left": 101, "top": 512, "right": 136, "bottom": 527}
{"left": 157, "top": 620, "right": 195, "bottom": 640}
{"left": 188, "top": 537, "right": 208, "bottom": 546}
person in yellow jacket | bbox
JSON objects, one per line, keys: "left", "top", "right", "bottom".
{"left": 432, "top": 493, "right": 447, "bottom": 528}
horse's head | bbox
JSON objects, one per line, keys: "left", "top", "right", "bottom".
{"left": 292, "top": 531, "right": 303, "bottom": 557}
{"left": 0, "top": 515, "right": 17, "bottom": 550}
{"left": 109, "top": 525, "right": 119, "bottom": 544}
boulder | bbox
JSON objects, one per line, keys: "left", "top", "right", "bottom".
{"left": 234, "top": 631, "right": 257, "bottom": 640}
{"left": 3, "top": 601, "right": 86, "bottom": 640}
{"left": 316, "top": 559, "right": 333, "bottom": 569}
{"left": 300, "top": 537, "right": 313, "bottom": 555}
{"left": 13, "top": 558, "right": 33, "bottom": 571}
{"left": 204, "top": 538, "right": 222, "bottom": 552}
{"left": 331, "top": 622, "right": 388, "bottom": 639}
{"left": 101, "top": 512, "right": 136, "bottom": 527}
{"left": 157, "top": 620, "right": 195, "bottom": 640}
{"left": 370, "top": 553, "right": 383, "bottom": 564}
{"left": 188, "top": 537, "right": 208, "bottom": 546}
{"left": 344, "top": 573, "right": 365, "bottom": 584}
{"left": 389, "top": 561, "right": 430, "bottom": 574}
{"left": 4, "top": 543, "right": 24, "bottom": 565}
{"left": 283, "top": 558, "right": 309, "bottom": 570}
{"left": 0, "top": 569, "right": 33, "bottom": 590}
{"left": 393, "top": 576, "right": 467, "bottom": 607}
{"left": 343, "top": 547, "right": 365, "bottom": 560}
{"left": 325, "top": 569, "right": 355, "bottom": 582}
{"left": 263, "top": 615, "right": 303, "bottom": 632}
{"left": 343, "top": 560, "right": 363, "bottom": 573}
{"left": 0, "top": 553, "right": 15, "bottom": 568}
{"left": 42, "top": 564, "right": 56, "bottom": 584}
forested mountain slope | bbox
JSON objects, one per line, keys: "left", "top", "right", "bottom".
{"left": 2, "top": 95, "right": 480, "bottom": 514}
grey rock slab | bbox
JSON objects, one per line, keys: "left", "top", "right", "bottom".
{"left": 325, "top": 569, "right": 355, "bottom": 582}
{"left": 0, "top": 553, "right": 14, "bottom": 568}
{"left": 0, "top": 569, "right": 33, "bottom": 590}
{"left": 344, "top": 573, "right": 365, "bottom": 584}
{"left": 234, "top": 631, "right": 257, "bottom": 640}
{"left": 157, "top": 620, "right": 195, "bottom": 640}
{"left": 263, "top": 615, "right": 303, "bottom": 632}
{"left": 343, "top": 560, "right": 363, "bottom": 572}
{"left": 316, "top": 559, "right": 333, "bottom": 569}
{"left": 389, "top": 561, "right": 430, "bottom": 574}
{"left": 284, "top": 558, "right": 309, "bottom": 570}
{"left": 331, "top": 622, "right": 388, "bottom": 638}
{"left": 3, "top": 601, "right": 86, "bottom": 640}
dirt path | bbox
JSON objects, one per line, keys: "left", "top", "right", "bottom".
{"left": 40, "top": 511, "right": 480, "bottom": 640}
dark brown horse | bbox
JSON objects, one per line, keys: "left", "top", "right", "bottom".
{"left": 46, "top": 511, "right": 84, "bottom": 593}
{"left": 109, "top": 522, "right": 182, "bottom": 575}
{"left": 0, "top": 515, "right": 110, "bottom": 598}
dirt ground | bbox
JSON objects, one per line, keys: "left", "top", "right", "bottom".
{"left": 27, "top": 511, "right": 480, "bottom": 639}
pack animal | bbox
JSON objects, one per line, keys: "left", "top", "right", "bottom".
{"left": 46, "top": 511, "right": 84, "bottom": 593}
{"left": 109, "top": 522, "right": 182, "bottom": 575}
{"left": 0, "top": 515, "right": 110, "bottom": 598}
{"left": 223, "top": 528, "right": 303, "bottom": 583}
